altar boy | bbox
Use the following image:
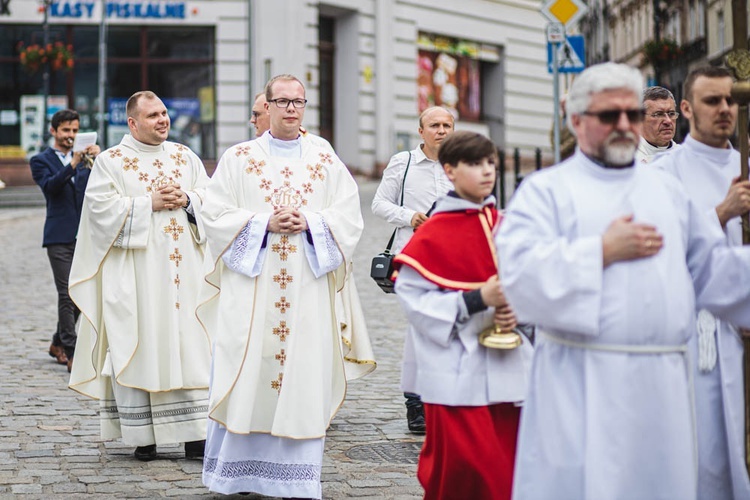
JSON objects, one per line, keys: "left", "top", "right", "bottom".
{"left": 392, "top": 130, "right": 532, "bottom": 500}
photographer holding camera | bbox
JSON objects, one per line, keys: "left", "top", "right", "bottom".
{"left": 30, "top": 109, "right": 100, "bottom": 371}
{"left": 371, "top": 106, "right": 455, "bottom": 434}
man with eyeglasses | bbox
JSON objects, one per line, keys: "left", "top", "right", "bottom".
{"left": 635, "top": 86, "right": 680, "bottom": 163}
{"left": 199, "top": 74, "right": 375, "bottom": 499}
{"left": 497, "top": 62, "right": 750, "bottom": 500}
{"left": 653, "top": 65, "right": 750, "bottom": 500}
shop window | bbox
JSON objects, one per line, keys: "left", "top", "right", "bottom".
{"left": 1, "top": 24, "right": 216, "bottom": 159}
{"left": 417, "top": 33, "right": 499, "bottom": 123}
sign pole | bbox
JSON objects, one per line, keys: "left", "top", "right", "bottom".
{"left": 725, "top": 0, "right": 750, "bottom": 475}
{"left": 552, "top": 40, "right": 561, "bottom": 164}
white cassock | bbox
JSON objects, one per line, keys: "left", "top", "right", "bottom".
{"left": 69, "top": 134, "right": 211, "bottom": 446}
{"left": 497, "top": 151, "right": 750, "bottom": 500}
{"left": 654, "top": 135, "right": 750, "bottom": 500}
{"left": 198, "top": 134, "right": 375, "bottom": 498}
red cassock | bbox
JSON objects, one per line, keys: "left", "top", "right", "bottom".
{"left": 393, "top": 204, "right": 521, "bottom": 500}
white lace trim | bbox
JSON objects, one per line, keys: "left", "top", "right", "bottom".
{"left": 222, "top": 215, "right": 269, "bottom": 278}
{"left": 204, "top": 457, "right": 320, "bottom": 483}
{"left": 114, "top": 199, "right": 136, "bottom": 248}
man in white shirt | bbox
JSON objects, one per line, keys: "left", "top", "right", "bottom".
{"left": 635, "top": 86, "right": 679, "bottom": 163}
{"left": 498, "top": 61, "right": 750, "bottom": 500}
{"left": 654, "top": 65, "right": 750, "bottom": 499}
{"left": 371, "top": 106, "right": 455, "bottom": 433}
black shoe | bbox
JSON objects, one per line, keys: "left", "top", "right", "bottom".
{"left": 406, "top": 405, "right": 426, "bottom": 434}
{"left": 134, "top": 444, "right": 157, "bottom": 461}
{"left": 184, "top": 440, "right": 205, "bottom": 460}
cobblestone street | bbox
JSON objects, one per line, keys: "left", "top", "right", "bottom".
{"left": 0, "top": 179, "right": 423, "bottom": 499}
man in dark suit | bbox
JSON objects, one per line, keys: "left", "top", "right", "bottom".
{"left": 30, "top": 109, "right": 100, "bottom": 371}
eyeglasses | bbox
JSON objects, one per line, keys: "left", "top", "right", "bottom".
{"left": 251, "top": 111, "right": 262, "bottom": 119}
{"left": 646, "top": 111, "right": 679, "bottom": 120}
{"left": 582, "top": 108, "right": 644, "bottom": 125}
{"left": 269, "top": 98, "right": 307, "bottom": 109}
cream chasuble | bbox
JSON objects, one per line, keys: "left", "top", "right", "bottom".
{"left": 198, "top": 134, "right": 375, "bottom": 439}
{"left": 68, "top": 135, "right": 211, "bottom": 441}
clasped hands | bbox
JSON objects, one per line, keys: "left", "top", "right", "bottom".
{"left": 151, "top": 183, "right": 189, "bottom": 211}
{"left": 480, "top": 275, "right": 518, "bottom": 331}
{"left": 268, "top": 206, "right": 308, "bottom": 234}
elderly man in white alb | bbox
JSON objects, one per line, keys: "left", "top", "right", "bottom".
{"left": 69, "top": 90, "right": 211, "bottom": 462}
{"left": 654, "top": 65, "right": 750, "bottom": 499}
{"left": 199, "top": 74, "right": 375, "bottom": 499}
{"left": 371, "top": 106, "right": 455, "bottom": 434}
{"left": 635, "top": 85, "right": 679, "bottom": 163}
{"left": 497, "top": 62, "right": 750, "bottom": 500}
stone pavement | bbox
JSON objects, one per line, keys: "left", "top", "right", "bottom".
{"left": 0, "top": 179, "right": 423, "bottom": 499}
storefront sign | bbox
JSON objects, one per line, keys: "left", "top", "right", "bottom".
{"left": 0, "top": 0, "right": 11, "bottom": 16}
{"left": 49, "top": 1, "right": 186, "bottom": 20}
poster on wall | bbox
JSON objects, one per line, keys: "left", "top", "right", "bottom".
{"left": 416, "top": 33, "right": 497, "bottom": 123}
{"left": 20, "top": 95, "right": 69, "bottom": 158}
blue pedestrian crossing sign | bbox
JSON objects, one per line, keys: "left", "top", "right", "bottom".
{"left": 547, "top": 35, "right": 585, "bottom": 74}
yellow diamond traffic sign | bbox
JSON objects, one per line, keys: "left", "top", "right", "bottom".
{"left": 541, "top": 0, "right": 589, "bottom": 27}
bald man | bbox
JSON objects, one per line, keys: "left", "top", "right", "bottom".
{"left": 371, "top": 106, "right": 456, "bottom": 433}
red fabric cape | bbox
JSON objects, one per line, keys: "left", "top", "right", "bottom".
{"left": 392, "top": 205, "right": 500, "bottom": 291}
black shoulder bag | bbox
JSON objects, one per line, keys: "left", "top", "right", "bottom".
{"left": 370, "top": 152, "right": 411, "bottom": 294}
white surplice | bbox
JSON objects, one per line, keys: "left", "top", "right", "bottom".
{"left": 497, "top": 151, "right": 750, "bottom": 500}
{"left": 68, "top": 134, "right": 211, "bottom": 445}
{"left": 654, "top": 135, "right": 750, "bottom": 500}
{"left": 198, "top": 134, "right": 375, "bottom": 498}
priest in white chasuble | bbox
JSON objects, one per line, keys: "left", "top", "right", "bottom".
{"left": 68, "top": 91, "right": 211, "bottom": 462}
{"left": 199, "top": 74, "right": 375, "bottom": 499}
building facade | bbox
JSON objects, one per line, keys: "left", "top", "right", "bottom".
{"left": 0, "top": 0, "right": 554, "bottom": 182}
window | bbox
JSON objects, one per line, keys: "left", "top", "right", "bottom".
{"left": 1, "top": 24, "right": 215, "bottom": 158}
{"left": 417, "top": 33, "right": 497, "bottom": 122}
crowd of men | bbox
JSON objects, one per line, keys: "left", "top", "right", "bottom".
{"left": 27, "top": 61, "right": 750, "bottom": 499}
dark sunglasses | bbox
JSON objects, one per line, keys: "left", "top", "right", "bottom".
{"left": 582, "top": 108, "right": 644, "bottom": 125}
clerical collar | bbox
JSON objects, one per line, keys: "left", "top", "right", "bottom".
{"left": 124, "top": 134, "right": 165, "bottom": 153}
{"left": 644, "top": 139, "right": 673, "bottom": 150}
{"left": 582, "top": 152, "right": 634, "bottom": 170}
{"left": 268, "top": 134, "right": 302, "bottom": 158}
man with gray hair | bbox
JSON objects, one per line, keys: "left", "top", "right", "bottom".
{"left": 636, "top": 86, "right": 680, "bottom": 163}
{"left": 498, "top": 62, "right": 750, "bottom": 499}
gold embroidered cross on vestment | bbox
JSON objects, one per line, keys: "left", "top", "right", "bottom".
{"left": 170, "top": 152, "right": 187, "bottom": 167}
{"left": 275, "top": 296, "right": 290, "bottom": 314}
{"left": 163, "top": 217, "right": 184, "bottom": 241}
{"left": 273, "top": 269, "right": 293, "bottom": 289}
{"left": 273, "top": 320, "right": 290, "bottom": 342}
{"left": 271, "top": 235, "right": 297, "bottom": 261}
{"left": 275, "top": 349, "right": 287, "bottom": 366}
{"left": 271, "top": 373, "right": 283, "bottom": 393}
{"left": 169, "top": 248, "right": 182, "bottom": 267}
{"left": 246, "top": 158, "right": 266, "bottom": 176}
{"left": 307, "top": 163, "right": 325, "bottom": 181}
{"left": 123, "top": 157, "right": 140, "bottom": 171}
